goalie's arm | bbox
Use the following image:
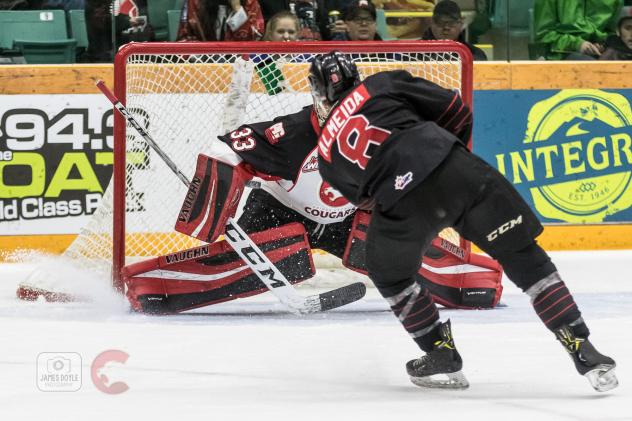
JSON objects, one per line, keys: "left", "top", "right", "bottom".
{"left": 218, "top": 107, "right": 317, "bottom": 181}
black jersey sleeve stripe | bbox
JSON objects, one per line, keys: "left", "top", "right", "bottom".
{"left": 436, "top": 92, "right": 459, "bottom": 124}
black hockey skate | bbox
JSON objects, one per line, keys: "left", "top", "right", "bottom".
{"left": 555, "top": 325, "right": 618, "bottom": 392}
{"left": 406, "top": 320, "right": 469, "bottom": 390}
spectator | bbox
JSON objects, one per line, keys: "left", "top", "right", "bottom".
{"left": 115, "top": 0, "right": 155, "bottom": 46}
{"left": 294, "top": 1, "right": 323, "bottom": 40}
{"left": 534, "top": 0, "right": 623, "bottom": 60}
{"left": 177, "top": 0, "right": 264, "bottom": 41}
{"left": 330, "top": 0, "right": 382, "bottom": 41}
{"left": 262, "top": 10, "right": 299, "bottom": 41}
{"left": 601, "top": 15, "right": 632, "bottom": 60}
{"left": 259, "top": 1, "right": 351, "bottom": 40}
{"left": 422, "top": 0, "right": 487, "bottom": 61}
{"left": 84, "top": 0, "right": 112, "bottom": 62}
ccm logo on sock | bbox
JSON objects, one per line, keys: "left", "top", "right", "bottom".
{"left": 487, "top": 215, "right": 523, "bottom": 242}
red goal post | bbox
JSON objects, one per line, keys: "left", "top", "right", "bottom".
{"left": 106, "top": 41, "right": 473, "bottom": 291}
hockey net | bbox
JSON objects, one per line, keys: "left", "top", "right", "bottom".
{"left": 19, "top": 41, "right": 473, "bottom": 297}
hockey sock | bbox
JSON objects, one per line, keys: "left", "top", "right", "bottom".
{"left": 382, "top": 281, "right": 441, "bottom": 352}
{"left": 526, "top": 272, "right": 589, "bottom": 336}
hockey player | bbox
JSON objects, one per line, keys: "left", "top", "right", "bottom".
{"left": 124, "top": 102, "right": 502, "bottom": 315}
{"left": 308, "top": 51, "right": 618, "bottom": 392}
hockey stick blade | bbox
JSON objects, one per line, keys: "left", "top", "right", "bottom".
{"left": 316, "top": 282, "right": 367, "bottom": 311}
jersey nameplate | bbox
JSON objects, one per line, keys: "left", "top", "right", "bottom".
{"left": 318, "top": 84, "right": 371, "bottom": 162}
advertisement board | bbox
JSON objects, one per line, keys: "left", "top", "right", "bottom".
{"left": 0, "top": 95, "right": 113, "bottom": 235}
{"left": 474, "top": 89, "right": 632, "bottom": 224}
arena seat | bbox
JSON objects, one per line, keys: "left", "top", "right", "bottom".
{"left": 148, "top": 0, "right": 185, "bottom": 41}
{"left": 0, "top": 10, "right": 77, "bottom": 63}
{"left": 167, "top": 9, "right": 181, "bottom": 41}
{"left": 68, "top": 9, "right": 88, "bottom": 49}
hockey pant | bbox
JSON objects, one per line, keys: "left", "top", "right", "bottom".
{"left": 366, "top": 146, "right": 585, "bottom": 351}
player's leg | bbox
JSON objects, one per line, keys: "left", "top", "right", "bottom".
{"left": 454, "top": 148, "right": 617, "bottom": 391}
{"left": 366, "top": 177, "right": 469, "bottom": 389}
{"left": 342, "top": 210, "right": 503, "bottom": 309}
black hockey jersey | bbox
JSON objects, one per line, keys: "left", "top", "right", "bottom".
{"left": 317, "top": 70, "right": 472, "bottom": 210}
{"left": 217, "top": 106, "right": 356, "bottom": 224}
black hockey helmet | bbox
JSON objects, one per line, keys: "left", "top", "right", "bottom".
{"left": 309, "top": 51, "right": 360, "bottom": 124}
{"left": 309, "top": 51, "right": 360, "bottom": 103}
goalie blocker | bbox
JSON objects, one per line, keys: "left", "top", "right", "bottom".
{"left": 175, "top": 154, "right": 252, "bottom": 244}
{"left": 343, "top": 211, "right": 503, "bottom": 309}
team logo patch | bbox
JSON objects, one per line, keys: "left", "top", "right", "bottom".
{"left": 302, "top": 156, "right": 319, "bottom": 173}
{"left": 264, "top": 122, "right": 285, "bottom": 144}
{"left": 394, "top": 172, "right": 413, "bottom": 190}
{"left": 319, "top": 181, "right": 349, "bottom": 207}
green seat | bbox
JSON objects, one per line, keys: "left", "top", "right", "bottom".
{"left": 14, "top": 39, "right": 76, "bottom": 64}
{"left": 68, "top": 9, "right": 88, "bottom": 49}
{"left": 167, "top": 9, "right": 181, "bottom": 41}
{"left": 0, "top": 10, "right": 76, "bottom": 63}
{"left": 148, "top": 0, "right": 184, "bottom": 41}
{"left": 375, "top": 8, "right": 396, "bottom": 40}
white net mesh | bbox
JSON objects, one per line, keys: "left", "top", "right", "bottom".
{"left": 26, "top": 43, "right": 471, "bottom": 293}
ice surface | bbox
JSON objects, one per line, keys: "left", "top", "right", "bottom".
{"left": 0, "top": 251, "right": 630, "bottom": 421}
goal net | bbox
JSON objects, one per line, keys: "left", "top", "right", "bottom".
{"left": 20, "top": 41, "right": 473, "bottom": 297}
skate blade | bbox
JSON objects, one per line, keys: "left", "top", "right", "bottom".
{"left": 409, "top": 370, "right": 469, "bottom": 390}
{"left": 585, "top": 365, "right": 618, "bottom": 392}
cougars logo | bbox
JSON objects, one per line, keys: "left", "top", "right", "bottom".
{"left": 319, "top": 181, "right": 349, "bottom": 207}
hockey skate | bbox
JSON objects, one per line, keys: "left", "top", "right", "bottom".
{"left": 406, "top": 320, "right": 469, "bottom": 390}
{"left": 555, "top": 325, "right": 618, "bottom": 392}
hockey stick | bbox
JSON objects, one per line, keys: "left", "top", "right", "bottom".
{"left": 96, "top": 80, "right": 365, "bottom": 314}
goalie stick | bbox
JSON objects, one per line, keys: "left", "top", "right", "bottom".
{"left": 96, "top": 80, "right": 365, "bottom": 314}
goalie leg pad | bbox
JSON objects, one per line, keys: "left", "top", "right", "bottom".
{"left": 419, "top": 238, "right": 503, "bottom": 309}
{"left": 123, "top": 223, "right": 314, "bottom": 314}
{"left": 175, "top": 154, "right": 252, "bottom": 243}
{"left": 342, "top": 212, "right": 503, "bottom": 309}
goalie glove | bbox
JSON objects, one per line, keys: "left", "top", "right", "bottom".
{"left": 175, "top": 154, "right": 252, "bottom": 243}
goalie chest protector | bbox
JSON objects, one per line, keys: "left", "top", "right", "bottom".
{"left": 219, "top": 106, "right": 357, "bottom": 224}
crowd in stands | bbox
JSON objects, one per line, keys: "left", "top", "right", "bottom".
{"left": 1, "top": 0, "right": 631, "bottom": 63}
{"left": 533, "top": 0, "right": 630, "bottom": 60}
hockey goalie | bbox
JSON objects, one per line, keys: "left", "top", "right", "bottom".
{"left": 123, "top": 99, "right": 504, "bottom": 314}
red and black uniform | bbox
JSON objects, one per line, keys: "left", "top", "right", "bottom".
{"left": 217, "top": 106, "right": 357, "bottom": 257}
{"left": 125, "top": 100, "right": 504, "bottom": 314}
{"left": 317, "top": 70, "right": 586, "bottom": 351}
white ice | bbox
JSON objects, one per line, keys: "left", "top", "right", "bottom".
{"left": 0, "top": 250, "right": 631, "bottom": 421}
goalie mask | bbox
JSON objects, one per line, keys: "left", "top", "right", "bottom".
{"left": 309, "top": 51, "right": 361, "bottom": 126}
